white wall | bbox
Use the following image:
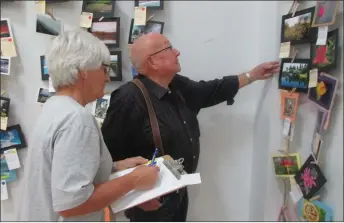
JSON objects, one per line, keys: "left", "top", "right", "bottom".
{"left": 1, "top": 1, "right": 343, "bottom": 221}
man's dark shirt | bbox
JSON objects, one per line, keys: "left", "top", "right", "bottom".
{"left": 101, "top": 74, "right": 239, "bottom": 174}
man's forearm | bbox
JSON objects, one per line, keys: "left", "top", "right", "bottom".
{"left": 58, "top": 174, "right": 137, "bottom": 218}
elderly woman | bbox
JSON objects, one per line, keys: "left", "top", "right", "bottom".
{"left": 17, "top": 30, "right": 160, "bottom": 221}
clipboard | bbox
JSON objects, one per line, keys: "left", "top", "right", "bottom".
{"left": 109, "top": 155, "right": 201, "bottom": 214}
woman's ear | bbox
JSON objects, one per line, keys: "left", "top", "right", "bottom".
{"left": 79, "top": 70, "right": 88, "bottom": 79}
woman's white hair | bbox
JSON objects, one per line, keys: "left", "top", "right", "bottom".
{"left": 46, "top": 29, "right": 110, "bottom": 90}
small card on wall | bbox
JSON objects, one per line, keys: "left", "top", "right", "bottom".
{"left": 316, "top": 26, "right": 328, "bottom": 46}
{"left": 308, "top": 69, "right": 318, "bottom": 88}
{"left": 282, "top": 118, "right": 291, "bottom": 136}
{"left": 80, "top": 12, "right": 93, "bottom": 28}
{"left": 280, "top": 91, "right": 299, "bottom": 123}
{"left": 35, "top": 0, "right": 46, "bottom": 14}
{"left": 1, "top": 180, "right": 9, "bottom": 201}
{"left": 290, "top": 183, "right": 303, "bottom": 204}
{"left": 1, "top": 38, "right": 17, "bottom": 58}
{"left": 134, "top": 6, "right": 147, "bottom": 26}
{"left": 279, "top": 42, "right": 291, "bottom": 58}
{"left": 4, "top": 149, "right": 21, "bottom": 170}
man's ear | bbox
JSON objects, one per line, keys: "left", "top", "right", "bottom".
{"left": 147, "top": 57, "right": 158, "bottom": 70}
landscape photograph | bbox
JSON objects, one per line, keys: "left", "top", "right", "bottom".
{"left": 83, "top": 0, "right": 113, "bottom": 15}
{"left": 280, "top": 62, "right": 309, "bottom": 90}
{"left": 283, "top": 12, "right": 312, "bottom": 42}
{"left": 0, "top": 19, "right": 10, "bottom": 38}
{"left": 91, "top": 21, "right": 117, "bottom": 45}
{"left": 137, "top": 0, "right": 161, "bottom": 7}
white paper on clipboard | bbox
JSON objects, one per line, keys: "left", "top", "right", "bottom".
{"left": 109, "top": 157, "right": 201, "bottom": 214}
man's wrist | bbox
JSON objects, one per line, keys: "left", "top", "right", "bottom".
{"left": 245, "top": 72, "right": 253, "bottom": 84}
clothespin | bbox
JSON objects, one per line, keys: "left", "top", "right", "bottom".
{"left": 291, "top": 1, "right": 300, "bottom": 17}
{"left": 46, "top": 7, "right": 56, "bottom": 21}
{"left": 99, "top": 16, "right": 104, "bottom": 22}
{"left": 1, "top": 90, "right": 6, "bottom": 96}
{"left": 147, "top": 14, "right": 155, "bottom": 22}
{"left": 310, "top": 195, "right": 321, "bottom": 201}
{"left": 163, "top": 158, "right": 187, "bottom": 180}
{"left": 291, "top": 49, "right": 298, "bottom": 63}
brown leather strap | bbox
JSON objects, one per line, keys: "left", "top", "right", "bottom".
{"left": 132, "top": 79, "right": 165, "bottom": 155}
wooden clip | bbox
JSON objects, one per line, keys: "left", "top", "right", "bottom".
{"left": 99, "top": 16, "right": 104, "bottom": 21}
{"left": 1, "top": 90, "right": 6, "bottom": 96}
{"left": 46, "top": 7, "right": 56, "bottom": 21}
{"left": 291, "top": 1, "right": 300, "bottom": 17}
{"left": 147, "top": 14, "right": 155, "bottom": 22}
{"left": 291, "top": 50, "right": 298, "bottom": 63}
{"left": 310, "top": 195, "right": 321, "bottom": 201}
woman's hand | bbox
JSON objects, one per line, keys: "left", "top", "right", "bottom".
{"left": 115, "top": 156, "right": 148, "bottom": 171}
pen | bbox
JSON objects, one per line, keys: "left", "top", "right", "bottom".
{"left": 149, "top": 148, "right": 158, "bottom": 166}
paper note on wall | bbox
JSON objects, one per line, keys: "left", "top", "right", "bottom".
{"left": 308, "top": 69, "right": 318, "bottom": 88}
{"left": 1, "top": 180, "right": 8, "bottom": 201}
{"left": 35, "top": 0, "right": 46, "bottom": 14}
{"left": 279, "top": 42, "right": 291, "bottom": 58}
{"left": 80, "top": 12, "right": 93, "bottom": 28}
{"left": 316, "top": 26, "right": 328, "bottom": 46}
{"left": 134, "top": 6, "right": 147, "bottom": 26}
{"left": 1, "top": 38, "right": 17, "bottom": 57}
{"left": 4, "top": 149, "right": 21, "bottom": 170}
{"left": 282, "top": 118, "right": 291, "bottom": 136}
{"left": 290, "top": 183, "right": 303, "bottom": 204}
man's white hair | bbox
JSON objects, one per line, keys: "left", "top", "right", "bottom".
{"left": 46, "top": 29, "right": 110, "bottom": 90}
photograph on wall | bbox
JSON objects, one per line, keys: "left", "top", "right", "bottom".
{"left": 128, "top": 19, "right": 164, "bottom": 44}
{"left": 91, "top": 94, "right": 110, "bottom": 128}
{"left": 0, "top": 124, "right": 27, "bottom": 152}
{"left": 135, "top": 0, "right": 164, "bottom": 10}
{"left": 0, "top": 96, "right": 10, "bottom": 131}
{"left": 308, "top": 73, "right": 337, "bottom": 111}
{"left": 278, "top": 58, "right": 311, "bottom": 93}
{"left": 89, "top": 17, "right": 120, "bottom": 48}
{"left": 0, "top": 155, "right": 17, "bottom": 183}
{"left": 312, "top": 0, "right": 339, "bottom": 27}
{"left": 37, "top": 88, "right": 55, "bottom": 104}
{"left": 82, "top": 0, "right": 115, "bottom": 18}
{"left": 280, "top": 91, "right": 299, "bottom": 123}
{"left": 281, "top": 7, "right": 316, "bottom": 44}
{"left": 294, "top": 154, "right": 327, "bottom": 199}
{"left": 36, "top": 14, "right": 63, "bottom": 36}
{"left": 40, "top": 55, "right": 49, "bottom": 80}
{"left": 272, "top": 153, "right": 301, "bottom": 177}
{"left": 297, "top": 199, "right": 333, "bottom": 222}
{"left": 1, "top": 56, "right": 11, "bottom": 75}
{"left": 108, "top": 51, "right": 122, "bottom": 81}
{"left": 311, "top": 29, "right": 338, "bottom": 72}
{"left": 0, "top": 19, "right": 12, "bottom": 39}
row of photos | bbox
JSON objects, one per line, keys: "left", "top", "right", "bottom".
{"left": 274, "top": 1, "right": 340, "bottom": 222}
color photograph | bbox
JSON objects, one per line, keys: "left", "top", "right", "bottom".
{"left": 108, "top": 51, "right": 122, "bottom": 81}
{"left": 92, "top": 95, "right": 110, "bottom": 121}
{"left": 36, "top": 14, "right": 62, "bottom": 36}
{"left": 294, "top": 154, "right": 327, "bottom": 199}
{"left": 308, "top": 73, "right": 337, "bottom": 111}
{"left": 37, "top": 88, "right": 55, "bottom": 104}
{"left": 279, "top": 59, "right": 311, "bottom": 93}
{"left": 281, "top": 7, "right": 316, "bottom": 44}
{"left": 1, "top": 57, "right": 10, "bottom": 75}
{"left": 311, "top": 29, "right": 338, "bottom": 72}
{"left": 272, "top": 153, "right": 301, "bottom": 177}
{"left": 312, "top": 0, "right": 339, "bottom": 27}
{"left": 135, "top": 0, "right": 163, "bottom": 10}
{"left": 40, "top": 55, "right": 49, "bottom": 80}
{"left": 0, "top": 124, "right": 27, "bottom": 151}
{"left": 280, "top": 91, "right": 299, "bottom": 122}
{"left": 89, "top": 18, "right": 120, "bottom": 47}
{"left": 0, "top": 155, "right": 17, "bottom": 183}
{"left": 82, "top": 0, "right": 115, "bottom": 18}
{"left": 297, "top": 198, "right": 333, "bottom": 221}
{"left": 128, "top": 19, "right": 164, "bottom": 44}
{"left": 0, "top": 19, "right": 10, "bottom": 39}
{"left": 0, "top": 97, "right": 10, "bottom": 118}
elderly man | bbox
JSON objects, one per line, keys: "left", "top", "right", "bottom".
{"left": 101, "top": 33, "right": 280, "bottom": 221}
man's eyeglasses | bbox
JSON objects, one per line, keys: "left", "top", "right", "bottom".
{"left": 149, "top": 45, "right": 172, "bottom": 56}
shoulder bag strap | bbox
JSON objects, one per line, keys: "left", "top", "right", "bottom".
{"left": 132, "top": 79, "right": 165, "bottom": 155}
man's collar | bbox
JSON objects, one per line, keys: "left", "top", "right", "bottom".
{"left": 136, "top": 74, "right": 169, "bottom": 99}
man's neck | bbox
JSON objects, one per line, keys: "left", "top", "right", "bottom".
{"left": 146, "top": 74, "right": 174, "bottom": 88}
{"left": 57, "top": 86, "right": 87, "bottom": 106}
